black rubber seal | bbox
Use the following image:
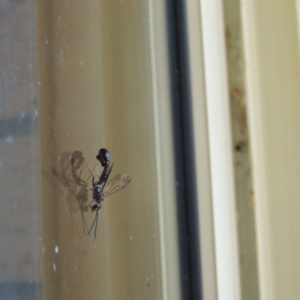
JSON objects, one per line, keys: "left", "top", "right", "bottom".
{"left": 165, "top": 1, "right": 203, "bottom": 299}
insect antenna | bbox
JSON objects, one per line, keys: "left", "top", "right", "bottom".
{"left": 84, "top": 159, "right": 96, "bottom": 181}
{"left": 84, "top": 159, "right": 97, "bottom": 182}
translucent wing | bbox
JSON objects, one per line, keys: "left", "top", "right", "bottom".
{"left": 51, "top": 166, "right": 80, "bottom": 198}
{"left": 103, "top": 174, "right": 132, "bottom": 198}
{"left": 41, "top": 168, "right": 73, "bottom": 203}
{"left": 48, "top": 166, "right": 90, "bottom": 212}
{"left": 51, "top": 166, "right": 69, "bottom": 185}
{"left": 42, "top": 151, "right": 91, "bottom": 237}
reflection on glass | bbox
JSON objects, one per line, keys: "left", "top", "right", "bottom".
{"left": 42, "top": 151, "right": 90, "bottom": 238}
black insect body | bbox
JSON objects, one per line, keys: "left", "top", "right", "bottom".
{"left": 97, "top": 165, "right": 111, "bottom": 186}
{"left": 96, "top": 148, "right": 110, "bottom": 167}
{"left": 86, "top": 149, "right": 132, "bottom": 238}
{"left": 91, "top": 148, "right": 113, "bottom": 211}
{"left": 90, "top": 164, "right": 113, "bottom": 212}
{"left": 95, "top": 148, "right": 112, "bottom": 185}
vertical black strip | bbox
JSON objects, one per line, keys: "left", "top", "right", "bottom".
{"left": 165, "top": 1, "right": 203, "bottom": 299}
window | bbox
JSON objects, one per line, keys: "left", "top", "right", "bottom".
{"left": 3, "top": 0, "right": 300, "bottom": 300}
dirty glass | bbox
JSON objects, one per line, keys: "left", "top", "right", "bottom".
{"left": 0, "top": 0, "right": 185, "bottom": 299}
{"left": 0, "top": 0, "right": 40, "bottom": 299}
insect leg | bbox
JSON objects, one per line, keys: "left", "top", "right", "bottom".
{"left": 88, "top": 213, "right": 98, "bottom": 237}
{"left": 71, "top": 212, "right": 81, "bottom": 239}
{"left": 94, "top": 212, "right": 99, "bottom": 239}
{"left": 81, "top": 211, "right": 89, "bottom": 236}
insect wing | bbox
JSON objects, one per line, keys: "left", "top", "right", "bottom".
{"left": 51, "top": 166, "right": 72, "bottom": 188}
{"left": 50, "top": 166, "right": 89, "bottom": 209}
{"left": 41, "top": 168, "right": 71, "bottom": 200}
{"left": 103, "top": 174, "right": 132, "bottom": 198}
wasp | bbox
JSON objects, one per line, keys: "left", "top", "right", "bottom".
{"left": 86, "top": 148, "right": 132, "bottom": 238}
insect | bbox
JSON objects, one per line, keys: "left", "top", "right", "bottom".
{"left": 86, "top": 148, "right": 132, "bottom": 238}
{"left": 43, "top": 151, "right": 91, "bottom": 237}
{"left": 95, "top": 148, "right": 112, "bottom": 185}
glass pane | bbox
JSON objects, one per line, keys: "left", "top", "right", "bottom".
{"left": 1, "top": 0, "right": 207, "bottom": 298}
{"left": 37, "top": 1, "right": 180, "bottom": 300}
